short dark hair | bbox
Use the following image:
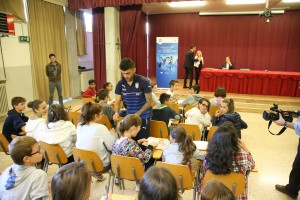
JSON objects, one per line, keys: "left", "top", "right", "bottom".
{"left": 119, "top": 58, "right": 135, "bottom": 71}
{"left": 199, "top": 98, "right": 211, "bottom": 112}
{"left": 138, "top": 166, "right": 178, "bottom": 200}
{"left": 192, "top": 85, "right": 200, "bottom": 94}
{"left": 98, "top": 89, "right": 109, "bottom": 100}
{"left": 103, "top": 82, "right": 111, "bottom": 89}
{"left": 159, "top": 93, "right": 171, "bottom": 104}
{"left": 9, "top": 136, "right": 38, "bottom": 165}
{"left": 169, "top": 80, "right": 178, "bottom": 87}
{"left": 214, "top": 86, "right": 226, "bottom": 98}
{"left": 51, "top": 161, "right": 92, "bottom": 200}
{"left": 88, "top": 79, "right": 96, "bottom": 85}
{"left": 201, "top": 180, "right": 235, "bottom": 200}
{"left": 49, "top": 53, "right": 56, "bottom": 58}
{"left": 11, "top": 96, "right": 26, "bottom": 107}
{"left": 190, "top": 45, "right": 196, "bottom": 49}
{"left": 48, "top": 104, "right": 69, "bottom": 124}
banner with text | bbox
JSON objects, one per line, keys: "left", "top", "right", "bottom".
{"left": 156, "top": 37, "right": 178, "bottom": 88}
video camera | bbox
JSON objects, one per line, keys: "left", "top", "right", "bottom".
{"left": 263, "top": 104, "right": 300, "bottom": 135}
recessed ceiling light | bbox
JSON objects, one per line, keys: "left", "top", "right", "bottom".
{"left": 282, "top": 0, "right": 300, "bottom": 2}
{"left": 169, "top": 1, "right": 206, "bottom": 7}
{"left": 226, "top": 0, "right": 266, "bottom": 5}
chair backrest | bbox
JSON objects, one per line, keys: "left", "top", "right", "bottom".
{"left": 202, "top": 170, "right": 245, "bottom": 197}
{"left": 82, "top": 98, "right": 95, "bottom": 103}
{"left": 156, "top": 161, "right": 194, "bottom": 190}
{"left": 168, "top": 103, "right": 180, "bottom": 113}
{"left": 98, "top": 115, "right": 112, "bottom": 130}
{"left": 110, "top": 154, "right": 144, "bottom": 181}
{"left": 72, "top": 147, "right": 104, "bottom": 173}
{"left": 178, "top": 123, "right": 201, "bottom": 140}
{"left": 39, "top": 141, "right": 68, "bottom": 165}
{"left": 150, "top": 120, "right": 169, "bottom": 138}
{"left": 207, "top": 126, "right": 218, "bottom": 142}
{"left": 0, "top": 133, "right": 9, "bottom": 155}
{"left": 184, "top": 104, "right": 196, "bottom": 115}
{"left": 209, "top": 106, "right": 219, "bottom": 121}
{"left": 68, "top": 112, "right": 81, "bottom": 127}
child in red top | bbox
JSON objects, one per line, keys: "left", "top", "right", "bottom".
{"left": 82, "top": 79, "right": 97, "bottom": 99}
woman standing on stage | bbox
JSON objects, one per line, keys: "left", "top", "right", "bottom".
{"left": 194, "top": 50, "right": 204, "bottom": 85}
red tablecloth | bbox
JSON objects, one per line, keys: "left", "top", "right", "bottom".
{"left": 199, "top": 69, "right": 300, "bottom": 97}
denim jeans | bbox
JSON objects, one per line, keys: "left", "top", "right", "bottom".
{"left": 49, "top": 81, "right": 63, "bottom": 106}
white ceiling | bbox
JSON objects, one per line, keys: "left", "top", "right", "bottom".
{"left": 142, "top": 0, "right": 300, "bottom": 15}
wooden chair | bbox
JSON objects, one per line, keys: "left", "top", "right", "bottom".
{"left": 202, "top": 170, "right": 245, "bottom": 197}
{"left": 178, "top": 123, "right": 201, "bottom": 140}
{"left": 68, "top": 112, "right": 81, "bottom": 127}
{"left": 0, "top": 133, "right": 9, "bottom": 155}
{"left": 207, "top": 126, "right": 218, "bottom": 142}
{"left": 209, "top": 105, "right": 219, "bottom": 121}
{"left": 168, "top": 102, "right": 180, "bottom": 113}
{"left": 183, "top": 104, "right": 196, "bottom": 117}
{"left": 156, "top": 161, "right": 198, "bottom": 200}
{"left": 82, "top": 98, "right": 95, "bottom": 103}
{"left": 98, "top": 115, "right": 112, "bottom": 130}
{"left": 39, "top": 141, "right": 68, "bottom": 172}
{"left": 150, "top": 120, "right": 169, "bottom": 138}
{"left": 109, "top": 154, "right": 144, "bottom": 192}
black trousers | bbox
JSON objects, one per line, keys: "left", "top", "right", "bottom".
{"left": 184, "top": 67, "right": 193, "bottom": 88}
{"left": 194, "top": 67, "right": 201, "bottom": 85}
{"left": 286, "top": 138, "right": 300, "bottom": 196}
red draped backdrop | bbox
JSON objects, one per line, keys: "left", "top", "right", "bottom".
{"left": 148, "top": 11, "right": 300, "bottom": 78}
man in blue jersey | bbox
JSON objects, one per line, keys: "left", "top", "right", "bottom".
{"left": 113, "top": 58, "right": 152, "bottom": 141}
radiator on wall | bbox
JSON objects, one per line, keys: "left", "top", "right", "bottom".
{"left": 0, "top": 82, "right": 9, "bottom": 117}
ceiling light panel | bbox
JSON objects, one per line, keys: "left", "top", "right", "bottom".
{"left": 169, "top": 1, "right": 206, "bottom": 7}
{"left": 226, "top": 0, "right": 266, "bottom": 5}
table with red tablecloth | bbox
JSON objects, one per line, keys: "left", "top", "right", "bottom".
{"left": 199, "top": 69, "right": 300, "bottom": 97}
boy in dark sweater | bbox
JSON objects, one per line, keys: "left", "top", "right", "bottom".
{"left": 152, "top": 93, "right": 181, "bottom": 127}
{"left": 2, "top": 97, "right": 28, "bottom": 142}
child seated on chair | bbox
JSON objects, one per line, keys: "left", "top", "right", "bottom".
{"left": 2, "top": 96, "right": 29, "bottom": 143}
{"left": 209, "top": 86, "right": 226, "bottom": 107}
{"left": 0, "top": 136, "right": 49, "bottom": 199}
{"left": 151, "top": 82, "right": 160, "bottom": 106}
{"left": 166, "top": 80, "right": 179, "bottom": 103}
{"left": 212, "top": 98, "right": 247, "bottom": 138}
{"left": 200, "top": 123, "right": 255, "bottom": 200}
{"left": 25, "top": 100, "right": 47, "bottom": 141}
{"left": 82, "top": 79, "right": 98, "bottom": 101}
{"left": 39, "top": 104, "right": 76, "bottom": 164}
{"left": 152, "top": 93, "right": 181, "bottom": 127}
{"left": 112, "top": 114, "right": 158, "bottom": 170}
{"left": 51, "top": 161, "right": 91, "bottom": 200}
{"left": 180, "top": 85, "right": 203, "bottom": 107}
{"left": 185, "top": 98, "right": 211, "bottom": 133}
{"left": 163, "top": 126, "right": 204, "bottom": 167}
{"left": 98, "top": 89, "right": 115, "bottom": 127}
{"left": 76, "top": 102, "right": 115, "bottom": 181}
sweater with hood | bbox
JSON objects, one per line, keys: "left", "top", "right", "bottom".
{"left": 2, "top": 109, "right": 29, "bottom": 143}
{"left": 181, "top": 94, "right": 202, "bottom": 106}
{"left": 25, "top": 118, "right": 46, "bottom": 141}
{"left": 185, "top": 107, "right": 211, "bottom": 131}
{"left": 152, "top": 104, "right": 181, "bottom": 127}
{"left": 39, "top": 120, "right": 76, "bottom": 157}
{"left": 0, "top": 164, "right": 48, "bottom": 200}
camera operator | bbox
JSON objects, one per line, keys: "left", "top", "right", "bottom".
{"left": 274, "top": 114, "right": 300, "bottom": 199}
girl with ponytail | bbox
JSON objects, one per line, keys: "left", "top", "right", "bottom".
{"left": 25, "top": 100, "right": 47, "bottom": 141}
{"left": 163, "top": 126, "right": 204, "bottom": 165}
{"left": 76, "top": 102, "right": 115, "bottom": 181}
{"left": 212, "top": 98, "right": 247, "bottom": 138}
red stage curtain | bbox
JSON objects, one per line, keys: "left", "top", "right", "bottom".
{"left": 68, "top": 0, "right": 184, "bottom": 10}
{"left": 120, "top": 5, "right": 147, "bottom": 76}
{"left": 92, "top": 8, "right": 106, "bottom": 88}
{"left": 148, "top": 11, "right": 300, "bottom": 78}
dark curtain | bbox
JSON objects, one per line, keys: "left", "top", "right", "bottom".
{"left": 120, "top": 5, "right": 147, "bottom": 76}
{"left": 92, "top": 8, "right": 106, "bottom": 88}
{"left": 149, "top": 11, "right": 300, "bottom": 78}
{"left": 68, "top": 0, "right": 184, "bottom": 10}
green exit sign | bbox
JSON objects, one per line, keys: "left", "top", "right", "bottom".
{"left": 19, "top": 36, "right": 30, "bottom": 42}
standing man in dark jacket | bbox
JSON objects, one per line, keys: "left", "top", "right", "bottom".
{"left": 183, "top": 45, "right": 197, "bottom": 89}
{"left": 46, "top": 53, "right": 63, "bottom": 106}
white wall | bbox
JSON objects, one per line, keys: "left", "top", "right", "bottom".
{"left": 78, "top": 32, "right": 94, "bottom": 69}
{"left": 0, "top": 22, "right": 34, "bottom": 109}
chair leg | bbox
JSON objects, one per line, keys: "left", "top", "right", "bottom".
{"left": 116, "top": 164, "right": 122, "bottom": 190}
{"left": 179, "top": 175, "right": 184, "bottom": 194}
{"left": 111, "top": 174, "right": 115, "bottom": 193}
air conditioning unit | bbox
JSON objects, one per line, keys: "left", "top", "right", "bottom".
{"left": 0, "top": 12, "right": 15, "bottom": 36}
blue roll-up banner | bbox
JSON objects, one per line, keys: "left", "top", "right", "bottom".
{"left": 156, "top": 37, "right": 178, "bottom": 88}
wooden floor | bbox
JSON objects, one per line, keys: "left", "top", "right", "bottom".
{"left": 153, "top": 79, "right": 300, "bottom": 114}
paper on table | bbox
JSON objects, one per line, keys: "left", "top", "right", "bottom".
{"left": 193, "top": 141, "right": 208, "bottom": 150}
{"left": 143, "top": 137, "right": 170, "bottom": 150}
